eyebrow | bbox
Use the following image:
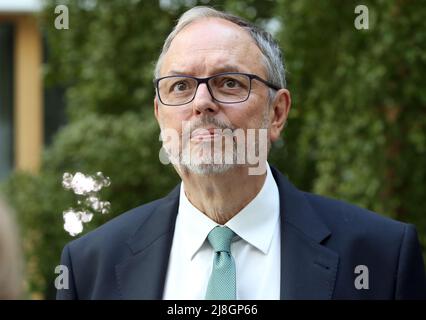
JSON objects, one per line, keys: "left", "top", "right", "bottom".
{"left": 167, "top": 64, "right": 245, "bottom": 77}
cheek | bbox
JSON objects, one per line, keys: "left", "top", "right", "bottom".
{"left": 158, "top": 108, "right": 191, "bottom": 132}
{"left": 226, "top": 103, "right": 267, "bottom": 130}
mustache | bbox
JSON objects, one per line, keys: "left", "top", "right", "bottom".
{"left": 189, "top": 116, "right": 236, "bottom": 133}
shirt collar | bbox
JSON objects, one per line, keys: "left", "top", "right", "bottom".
{"left": 177, "top": 162, "right": 280, "bottom": 260}
{"left": 178, "top": 184, "right": 218, "bottom": 260}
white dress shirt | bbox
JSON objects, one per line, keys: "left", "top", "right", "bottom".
{"left": 162, "top": 163, "right": 281, "bottom": 300}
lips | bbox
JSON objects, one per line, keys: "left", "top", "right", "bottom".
{"left": 191, "top": 127, "right": 221, "bottom": 141}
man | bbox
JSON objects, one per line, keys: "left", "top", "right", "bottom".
{"left": 57, "top": 6, "right": 426, "bottom": 299}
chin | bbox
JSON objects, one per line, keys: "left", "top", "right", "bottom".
{"left": 181, "top": 163, "right": 235, "bottom": 175}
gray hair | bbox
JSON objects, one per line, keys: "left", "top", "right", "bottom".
{"left": 154, "top": 6, "right": 286, "bottom": 91}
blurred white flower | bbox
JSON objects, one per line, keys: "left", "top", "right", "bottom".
{"left": 100, "top": 201, "right": 111, "bottom": 214}
{"left": 61, "top": 171, "right": 111, "bottom": 236}
{"left": 80, "top": 210, "right": 93, "bottom": 223}
{"left": 72, "top": 172, "right": 97, "bottom": 195}
{"left": 62, "top": 172, "right": 73, "bottom": 189}
{"left": 96, "top": 172, "right": 111, "bottom": 187}
{"left": 86, "top": 195, "right": 100, "bottom": 211}
{"left": 84, "top": 196, "right": 111, "bottom": 215}
{"left": 62, "top": 172, "right": 110, "bottom": 195}
{"left": 63, "top": 210, "right": 83, "bottom": 236}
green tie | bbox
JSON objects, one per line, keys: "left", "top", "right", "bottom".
{"left": 205, "top": 226, "right": 236, "bottom": 300}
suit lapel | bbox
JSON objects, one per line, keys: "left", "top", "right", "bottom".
{"left": 271, "top": 167, "right": 339, "bottom": 299}
{"left": 115, "top": 185, "right": 180, "bottom": 299}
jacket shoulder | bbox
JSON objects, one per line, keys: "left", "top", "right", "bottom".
{"left": 303, "top": 191, "right": 406, "bottom": 236}
{"left": 301, "top": 192, "right": 426, "bottom": 299}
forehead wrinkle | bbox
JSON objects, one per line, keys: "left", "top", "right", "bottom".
{"left": 166, "top": 52, "right": 252, "bottom": 76}
{"left": 164, "top": 45, "right": 264, "bottom": 76}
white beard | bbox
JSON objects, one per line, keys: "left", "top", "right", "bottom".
{"left": 160, "top": 108, "right": 270, "bottom": 176}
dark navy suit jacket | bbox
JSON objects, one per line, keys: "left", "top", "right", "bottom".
{"left": 57, "top": 167, "right": 426, "bottom": 299}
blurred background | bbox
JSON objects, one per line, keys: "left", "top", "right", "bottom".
{"left": 0, "top": 0, "right": 425, "bottom": 299}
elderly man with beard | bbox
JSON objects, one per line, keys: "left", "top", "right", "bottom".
{"left": 57, "top": 6, "right": 426, "bottom": 300}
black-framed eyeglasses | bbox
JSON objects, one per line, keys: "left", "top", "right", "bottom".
{"left": 154, "top": 72, "right": 281, "bottom": 106}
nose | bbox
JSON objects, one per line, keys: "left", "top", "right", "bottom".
{"left": 192, "top": 83, "right": 219, "bottom": 116}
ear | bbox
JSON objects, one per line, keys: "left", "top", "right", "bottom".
{"left": 154, "top": 96, "right": 160, "bottom": 122}
{"left": 269, "top": 89, "right": 291, "bottom": 142}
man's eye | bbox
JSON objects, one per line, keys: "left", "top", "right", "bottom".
{"left": 172, "top": 81, "right": 189, "bottom": 92}
{"left": 223, "top": 79, "right": 239, "bottom": 88}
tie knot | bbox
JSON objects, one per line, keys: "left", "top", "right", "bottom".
{"left": 207, "top": 226, "right": 235, "bottom": 253}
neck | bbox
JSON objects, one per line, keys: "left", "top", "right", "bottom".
{"left": 178, "top": 164, "right": 267, "bottom": 225}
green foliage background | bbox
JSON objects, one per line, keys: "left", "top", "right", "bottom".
{"left": 1, "top": 0, "right": 425, "bottom": 298}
